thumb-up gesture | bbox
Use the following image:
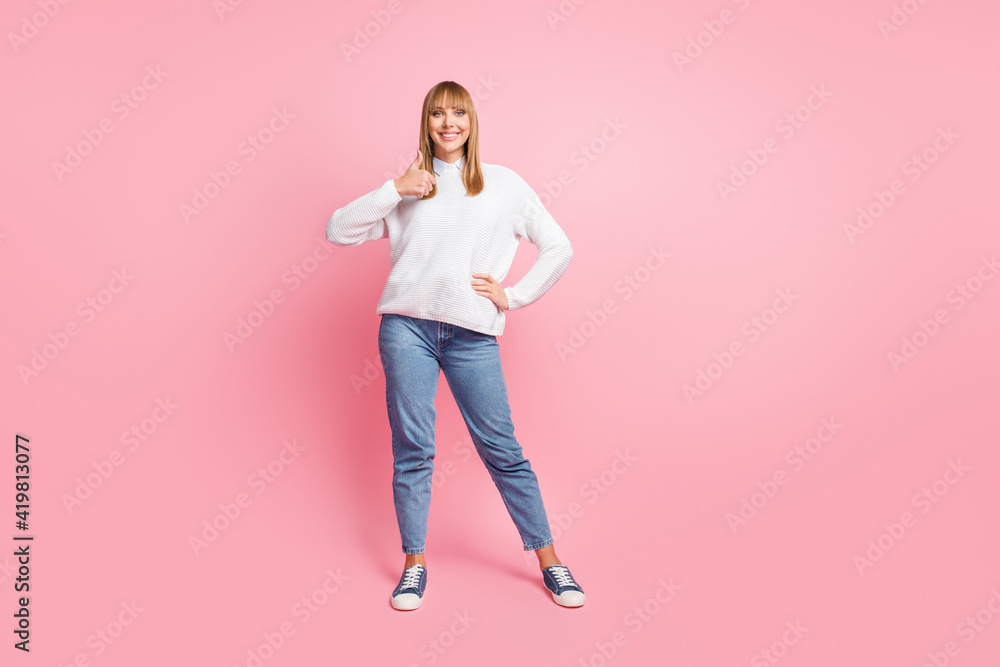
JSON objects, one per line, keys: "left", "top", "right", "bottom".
{"left": 393, "top": 149, "right": 436, "bottom": 198}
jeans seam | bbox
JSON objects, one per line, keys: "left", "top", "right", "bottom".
{"left": 524, "top": 537, "right": 554, "bottom": 551}
{"left": 481, "top": 449, "right": 553, "bottom": 551}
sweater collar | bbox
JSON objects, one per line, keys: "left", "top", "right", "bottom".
{"left": 433, "top": 154, "right": 465, "bottom": 176}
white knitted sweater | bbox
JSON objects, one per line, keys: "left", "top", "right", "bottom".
{"left": 326, "top": 154, "right": 573, "bottom": 335}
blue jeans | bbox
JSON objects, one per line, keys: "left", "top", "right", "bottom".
{"left": 377, "top": 313, "right": 554, "bottom": 554}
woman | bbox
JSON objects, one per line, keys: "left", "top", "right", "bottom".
{"left": 326, "top": 80, "right": 584, "bottom": 610}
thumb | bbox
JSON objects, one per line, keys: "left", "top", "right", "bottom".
{"left": 406, "top": 149, "right": 422, "bottom": 172}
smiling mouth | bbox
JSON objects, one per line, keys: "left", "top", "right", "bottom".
{"left": 439, "top": 132, "right": 460, "bottom": 140}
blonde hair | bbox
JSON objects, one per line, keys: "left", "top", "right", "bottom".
{"left": 416, "top": 81, "right": 484, "bottom": 199}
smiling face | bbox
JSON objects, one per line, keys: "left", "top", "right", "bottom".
{"left": 427, "top": 105, "right": 470, "bottom": 163}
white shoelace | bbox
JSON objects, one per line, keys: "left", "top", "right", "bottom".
{"left": 400, "top": 565, "right": 424, "bottom": 590}
{"left": 549, "top": 566, "right": 576, "bottom": 588}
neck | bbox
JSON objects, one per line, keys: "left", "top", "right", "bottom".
{"left": 435, "top": 149, "right": 464, "bottom": 164}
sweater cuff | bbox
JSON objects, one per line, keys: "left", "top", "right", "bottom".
{"left": 503, "top": 286, "right": 518, "bottom": 311}
{"left": 383, "top": 178, "right": 403, "bottom": 203}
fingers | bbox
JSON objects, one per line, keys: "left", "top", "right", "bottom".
{"left": 469, "top": 280, "right": 505, "bottom": 309}
{"left": 403, "top": 148, "right": 437, "bottom": 197}
{"left": 418, "top": 172, "right": 435, "bottom": 197}
{"left": 407, "top": 149, "right": 422, "bottom": 171}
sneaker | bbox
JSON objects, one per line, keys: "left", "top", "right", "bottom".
{"left": 391, "top": 564, "right": 427, "bottom": 610}
{"left": 542, "top": 564, "right": 585, "bottom": 607}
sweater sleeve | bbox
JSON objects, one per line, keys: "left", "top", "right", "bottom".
{"left": 326, "top": 179, "right": 402, "bottom": 247}
{"left": 502, "top": 181, "right": 574, "bottom": 311}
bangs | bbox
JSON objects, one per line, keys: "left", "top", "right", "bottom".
{"left": 431, "top": 86, "right": 472, "bottom": 113}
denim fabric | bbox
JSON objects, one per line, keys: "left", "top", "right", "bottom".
{"left": 377, "top": 313, "right": 554, "bottom": 554}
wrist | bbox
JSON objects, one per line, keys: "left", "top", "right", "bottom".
{"left": 503, "top": 286, "right": 516, "bottom": 311}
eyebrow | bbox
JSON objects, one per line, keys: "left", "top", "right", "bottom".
{"left": 431, "top": 106, "right": 465, "bottom": 111}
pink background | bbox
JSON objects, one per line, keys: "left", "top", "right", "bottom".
{"left": 3, "top": 0, "right": 999, "bottom": 665}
